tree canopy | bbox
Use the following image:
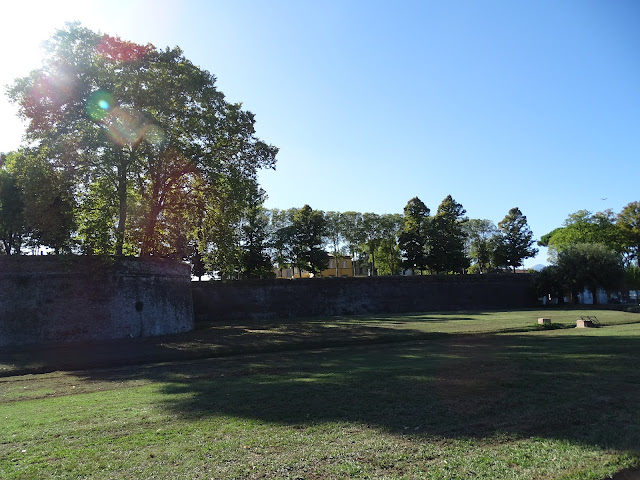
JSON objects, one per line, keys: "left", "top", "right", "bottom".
{"left": 426, "top": 195, "right": 469, "bottom": 274}
{"left": 494, "top": 207, "right": 538, "bottom": 271}
{"left": 7, "top": 23, "right": 277, "bottom": 257}
{"left": 398, "top": 197, "right": 430, "bottom": 274}
{"left": 538, "top": 209, "right": 627, "bottom": 263}
{"left": 537, "top": 243, "right": 624, "bottom": 304}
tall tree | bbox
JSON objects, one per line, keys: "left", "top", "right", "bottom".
{"left": 375, "top": 237, "right": 403, "bottom": 275}
{"left": 8, "top": 23, "right": 277, "bottom": 256}
{"left": 361, "top": 212, "right": 383, "bottom": 276}
{"left": 324, "top": 211, "right": 346, "bottom": 276}
{"left": 290, "top": 205, "right": 328, "bottom": 277}
{"left": 494, "top": 207, "right": 538, "bottom": 272}
{"left": 463, "top": 219, "right": 498, "bottom": 273}
{"left": 269, "top": 208, "right": 297, "bottom": 277}
{"left": 200, "top": 176, "right": 250, "bottom": 279}
{"left": 426, "top": 195, "right": 469, "bottom": 274}
{"left": 238, "top": 186, "right": 273, "bottom": 278}
{"left": 398, "top": 197, "right": 430, "bottom": 274}
{"left": 339, "top": 211, "right": 365, "bottom": 275}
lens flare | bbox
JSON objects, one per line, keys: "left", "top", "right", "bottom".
{"left": 103, "top": 106, "right": 146, "bottom": 146}
{"left": 142, "top": 123, "right": 166, "bottom": 147}
{"left": 85, "top": 90, "right": 166, "bottom": 148}
{"left": 86, "top": 90, "right": 115, "bottom": 121}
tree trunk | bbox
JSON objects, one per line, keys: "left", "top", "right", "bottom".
{"left": 140, "top": 201, "right": 162, "bottom": 256}
{"left": 370, "top": 248, "right": 376, "bottom": 276}
{"left": 115, "top": 155, "right": 128, "bottom": 257}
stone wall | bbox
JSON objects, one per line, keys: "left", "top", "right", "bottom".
{"left": 192, "top": 274, "right": 536, "bottom": 322}
{"left": 0, "top": 256, "right": 194, "bottom": 346}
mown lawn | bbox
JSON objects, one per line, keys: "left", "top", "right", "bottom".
{"left": 2, "top": 308, "right": 639, "bottom": 377}
{"left": 1, "top": 310, "right": 639, "bottom": 479}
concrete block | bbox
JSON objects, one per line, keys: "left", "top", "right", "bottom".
{"left": 576, "top": 319, "right": 594, "bottom": 328}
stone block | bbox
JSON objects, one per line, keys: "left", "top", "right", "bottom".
{"left": 576, "top": 319, "right": 594, "bottom": 328}
{"left": 538, "top": 318, "right": 551, "bottom": 325}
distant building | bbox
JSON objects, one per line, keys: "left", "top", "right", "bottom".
{"left": 274, "top": 255, "right": 355, "bottom": 278}
{"left": 322, "top": 255, "right": 354, "bottom": 277}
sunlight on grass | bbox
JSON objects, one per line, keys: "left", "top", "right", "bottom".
{"left": 1, "top": 311, "right": 639, "bottom": 479}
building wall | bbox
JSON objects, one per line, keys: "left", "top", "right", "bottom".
{"left": 321, "top": 256, "right": 354, "bottom": 277}
{"left": 192, "top": 274, "right": 536, "bottom": 322}
{"left": 0, "top": 256, "right": 194, "bottom": 346}
{"left": 275, "top": 256, "right": 355, "bottom": 278}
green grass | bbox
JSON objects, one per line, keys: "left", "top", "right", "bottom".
{"left": 2, "top": 308, "right": 639, "bottom": 377}
{"left": 1, "top": 309, "right": 639, "bottom": 479}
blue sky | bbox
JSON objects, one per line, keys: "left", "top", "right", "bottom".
{"left": 1, "top": 1, "right": 639, "bottom": 267}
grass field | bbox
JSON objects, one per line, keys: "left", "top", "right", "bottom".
{"left": 1, "top": 309, "right": 639, "bottom": 479}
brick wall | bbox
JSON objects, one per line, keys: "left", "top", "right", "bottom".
{"left": 0, "top": 256, "right": 193, "bottom": 346}
{"left": 192, "top": 274, "right": 536, "bottom": 322}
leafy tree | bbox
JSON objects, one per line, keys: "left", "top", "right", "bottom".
{"left": 617, "top": 201, "right": 640, "bottom": 267}
{"left": 238, "top": 186, "right": 273, "bottom": 278}
{"left": 360, "top": 212, "right": 403, "bottom": 276}
{"left": 532, "top": 265, "right": 565, "bottom": 304}
{"left": 625, "top": 265, "right": 640, "bottom": 292}
{"left": 0, "top": 158, "right": 24, "bottom": 255}
{"left": 539, "top": 209, "right": 626, "bottom": 262}
{"left": 463, "top": 219, "right": 498, "bottom": 273}
{"left": 376, "top": 214, "right": 403, "bottom": 274}
{"left": 427, "top": 195, "right": 469, "bottom": 274}
{"left": 360, "top": 213, "right": 383, "bottom": 276}
{"left": 269, "top": 208, "right": 297, "bottom": 277}
{"left": 8, "top": 150, "right": 76, "bottom": 254}
{"left": 339, "top": 211, "right": 365, "bottom": 275}
{"left": 554, "top": 243, "right": 623, "bottom": 304}
{"left": 324, "top": 211, "right": 346, "bottom": 276}
{"left": 8, "top": 23, "right": 277, "bottom": 256}
{"left": 375, "top": 237, "right": 403, "bottom": 275}
{"left": 200, "top": 177, "right": 249, "bottom": 279}
{"left": 282, "top": 205, "right": 328, "bottom": 277}
{"left": 494, "top": 207, "right": 538, "bottom": 272}
{"left": 398, "top": 197, "right": 430, "bottom": 274}
{"left": 75, "top": 173, "right": 119, "bottom": 254}
{"left": 190, "top": 249, "right": 206, "bottom": 281}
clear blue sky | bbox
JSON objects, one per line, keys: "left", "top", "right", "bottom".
{"left": 1, "top": 1, "right": 639, "bottom": 267}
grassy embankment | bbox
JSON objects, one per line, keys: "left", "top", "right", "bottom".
{"left": 1, "top": 308, "right": 639, "bottom": 479}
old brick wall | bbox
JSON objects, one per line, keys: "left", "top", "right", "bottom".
{"left": 0, "top": 256, "right": 194, "bottom": 346}
{"left": 192, "top": 274, "right": 536, "bottom": 322}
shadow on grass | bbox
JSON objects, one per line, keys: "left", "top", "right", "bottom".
{"left": 81, "top": 332, "right": 640, "bottom": 454}
{"left": 0, "top": 322, "right": 445, "bottom": 377}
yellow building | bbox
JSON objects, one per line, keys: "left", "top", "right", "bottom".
{"left": 321, "top": 255, "right": 354, "bottom": 277}
{"left": 275, "top": 255, "right": 354, "bottom": 278}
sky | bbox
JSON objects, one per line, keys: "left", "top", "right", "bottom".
{"left": 1, "top": 0, "right": 639, "bottom": 267}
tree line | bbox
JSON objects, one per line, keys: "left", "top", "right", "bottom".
{"left": 0, "top": 24, "right": 540, "bottom": 280}
{"left": 533, "top": 203, "right": 640, "bottom": 303}
{"left": 5, "top": 23, "right": 635, "bottom": 295}
{"left": 194, "top": 196, "right": 538, "bottom": 279}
